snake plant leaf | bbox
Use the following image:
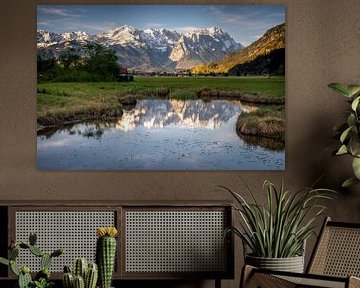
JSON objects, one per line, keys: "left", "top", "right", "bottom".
{"left": 342, "top": 177, "right": 360, "bottom": 188}
{"left": 352, "top": 157, "right": 360, "bottom": 179}
{"left": 340, "top": 126, "right": 353, "bottom": 143}
{"left": 328, "top": 83, "right": 352, "bottom": 97}
{"left": 222, "top": 180, "right": 335, "bottom": 258}
{"left": 351, "top": 96, "right": 360, "bottom": 111}
{"left": 336, "top": 144, "right": 348, "bottom": 155}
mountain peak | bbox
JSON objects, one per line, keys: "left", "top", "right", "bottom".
{"left": 207, "top": 26, "right": 223, "bottom": 34}
{"left": 184, "top": 27, "right": 224, "bottom": 36}
{"left": 37, "top": 25, "right": 244, "bottom": 71}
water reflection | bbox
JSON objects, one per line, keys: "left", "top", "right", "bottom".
{"left": 38, "top": 121, "right": 117, "bottom": 139}
{"left": 37, "top": 99, "right": 285, "bottom": 170}
{"left": 116, "top": 99, "right": 246, "bottom": 131}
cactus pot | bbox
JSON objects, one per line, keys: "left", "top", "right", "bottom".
{"left": 245, "top": 254, "right": 304, "bottom": 273}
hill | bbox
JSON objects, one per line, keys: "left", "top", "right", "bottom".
{"left": 191, "top": 23, "right": 285, "bottom": 75}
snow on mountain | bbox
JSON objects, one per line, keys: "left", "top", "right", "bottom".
{"left": 37, "top": 30, "right": 64, "bottom": 48}
{"left": 96, "top": 25, "right": 142, "bottom": 46}
{"left": 142, "top": 28, "right": 180, "bottom": 51}
{"left": 61, "top": 31, "right": 92, "bottom": 42}
{"left": 37, "top": 30, "right": 91, "bottom": 46}
{"left": 37, "top": 25, "right": 243, "bottom": 71}
{"left": 170, "top": 27, "right": 243, "bottom": 69}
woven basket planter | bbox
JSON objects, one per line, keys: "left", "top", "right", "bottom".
{"left": 245, "top": 254, "right": 305, "bottom": 273}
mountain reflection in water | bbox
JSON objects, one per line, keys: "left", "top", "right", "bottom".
{"left": 117, "top": 99, "right": 248, "bottom": 131}
{"left": 37, "top": 99, "right": 284, "bottom": 170}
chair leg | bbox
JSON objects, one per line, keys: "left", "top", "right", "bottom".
{"left": 215, "top": 278, "right": 221, "bottom": 288}
{"left": 240, "top": 265, "right": 255, "bottom": 288}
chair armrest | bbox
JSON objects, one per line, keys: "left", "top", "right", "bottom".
{"left": 349, "top": 276, "right": 360, "bottom": 288}
{"left": 240, "top": 265, "right": 349, "bottom": 288}
{"left": 240, "top": 265, "right": 296, "bottom": 288}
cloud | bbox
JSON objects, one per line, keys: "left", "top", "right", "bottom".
{"left": 207, "top": 5, "right": 283, "bottom": 31}
{"left": 173, "top": 26, "right": 203, "bottom": 32}
{"left": 268, "top": 12, "right": 286, "bottom": 18}
{"left": 145, "top": 22, "right": 166, "bottom": 29}
{"left": 38, "top": 20, "right": 118, "bottom": 34}
{"left": 38, "top": 7, "right": 81, "bottom": 17}
{"left": 78, "top": 22, "right": 119, "bottom": 32}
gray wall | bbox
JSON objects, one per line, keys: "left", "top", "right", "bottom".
{"left": 1, "top": 0, "right": 360, "bottom": 287}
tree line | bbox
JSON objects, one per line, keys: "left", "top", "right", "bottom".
{"left": 37, "top": 44, "right": 120, "bottom": 82}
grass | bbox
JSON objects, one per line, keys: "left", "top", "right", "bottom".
{"left": 37, "top": 76, "right": 285, "bottom": 127}
{"left": 37, "top": 88, "right": 122, "bottom": 126}
{"left": 236, "top": 105, "right": 285, "bottom": 140}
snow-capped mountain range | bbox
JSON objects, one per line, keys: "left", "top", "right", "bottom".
{"left": 37, "top": 25, "right": 243, "bottom": 71}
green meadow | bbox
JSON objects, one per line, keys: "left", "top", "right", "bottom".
{"left": 37, "top": 76, "right": 285, "bottom": 127}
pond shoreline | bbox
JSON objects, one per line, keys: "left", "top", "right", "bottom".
{"left": 37, "top": 87, "right": 285, "bottom": 140}
{"left": 37, "top": 108, "right": 122, "bottom": 133}
{"left": 197, "top": 89, "right": 285, "bottom": 105}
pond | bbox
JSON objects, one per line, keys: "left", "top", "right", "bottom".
{"left": 37, "top": 99, "right": 285, "bottom": 170}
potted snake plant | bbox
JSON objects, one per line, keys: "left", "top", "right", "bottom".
{"left": 222, "top": 179, "right": 334, "bottom": 273}
{"left": 328, "top": 83, "right": 360, "bottom": 187}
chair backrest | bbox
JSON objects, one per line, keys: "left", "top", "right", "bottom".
{"left": 307, "top": 217, "right": 360, "bottom": 277}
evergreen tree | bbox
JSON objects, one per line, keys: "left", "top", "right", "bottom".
{"left": 85, "top": 44, "right": 120, "bottom": 78}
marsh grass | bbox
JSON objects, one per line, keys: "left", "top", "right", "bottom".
{"left": 237, "top": 105, "right": 285, "bottom": 140}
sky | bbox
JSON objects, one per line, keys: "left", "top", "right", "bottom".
{"left": 37, "top": 5, "right": 285, "bottom": 46}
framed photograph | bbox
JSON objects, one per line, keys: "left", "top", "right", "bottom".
{"left": 37, "top": 4, "right": 285, "bottom": 170}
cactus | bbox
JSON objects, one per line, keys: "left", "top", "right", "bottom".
{"left": 85, "top": 263, "right": 98, "bottom": 288}
{"left": 9, "top": 246, "right": 19, "bottom": 260}
{"left": 0, "top": 232, "right": 63, "bottom": 288}
{"left": 63, "top": 259, "right": 98, "bottom": 288}
{"left": 10, "top": 260, "right": 20, "bottom": 276}
{"left": 63, "top": 272, "right": 74, "bottom": 288}
{"left": 0, "top": 257, "right": 9, "bottom": 266}
{"left": 41, "top": 253, "right": 52, "bottom": 270}
{"left": 96, "top": 227, "right": 118, "bottom": 288}
{"left": 64, "top": 265, "right": 72, "bottom": 273}
{"left": 29, "top": 232, "right": 37, "bottom": 246}
{"left": 51, "top": 248, "right": 64, "bottom": 258}
{"left": 35, "top": 268, "right": 50, "bottom": 281}
{"left": 73, "top": 275, "right": 85, "bottom": 288}
{"left": 18, "top": 269, "right": 32, "bottom": 288}
{"left": 29, "top": 246, "right": 44, "bottom": 257}
{"left": 74, "top": 258, "right": 87, "bottom": 279}
{"left": 19, "top": 243, "right": 30, "bottom": 249}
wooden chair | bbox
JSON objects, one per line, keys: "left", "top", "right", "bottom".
{"left": 241, "top": 217, "right": 360, "bottom": 288}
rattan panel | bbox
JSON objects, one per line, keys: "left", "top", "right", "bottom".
{"left": 125, "top": 210, "right": 227, "bottom": 273}
{"left": 277, "top": 275, "right": 345, "bottom": 288}
{"left": 310, "top": 226, "right": 360, "bottom": 277}
{"left": 15, "top": 211, "right": 115, "bottom": 272}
